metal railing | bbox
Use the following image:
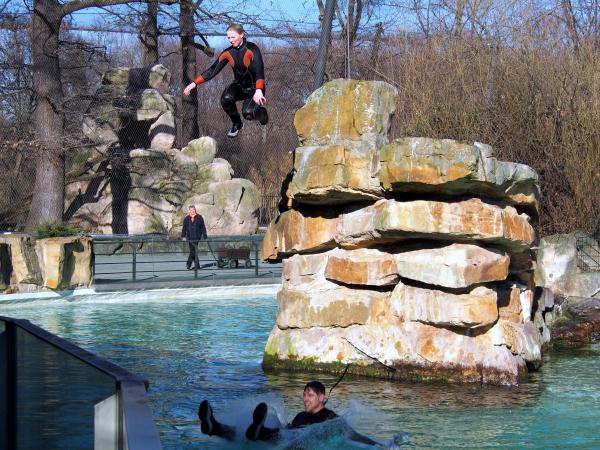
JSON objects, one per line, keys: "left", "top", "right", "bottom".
{"left": 0, "top": 316, "right": 161, "bottom": 450}
{"left": 576, "top": 236, "right": 600, "bottom": 272}
{"left": 92, "top": 234, "right": 281, "bottom": 285}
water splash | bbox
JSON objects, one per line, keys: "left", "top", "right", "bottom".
{"left": 1, "top": 292, "right": 599, "bottom": 449}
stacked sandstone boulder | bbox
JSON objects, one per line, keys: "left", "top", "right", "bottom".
{"left": 66, "top": 65, "right": 259, "bottom": 236}
{"left": 262, "top": 79, "right": 544, "bottom": 385}
{"left": 0, "top": 234, "right": 92, "bottom": 292}
{"left": 83, "top": 64, "right": 176, "bottom": 150}
{"left": 535, "top": 233, "right": 600, "bottom": 343}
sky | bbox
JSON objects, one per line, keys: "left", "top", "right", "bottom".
{"left": 1, "top": 0, "right": 332, "bottom": 60}
{"left": 3, "top": 0, "right": 398, "bottom": 52}
{"left": 4, "top": 0, "right": 324, "bottom": 30}
{"left": 42, "top": 0, "right": 324, "bottom": 47}
{"left": 4, "top": 0, "right": 395, "bottom": 40}
{"left": 66, "top": 0, "right": 324, "bottom": 34}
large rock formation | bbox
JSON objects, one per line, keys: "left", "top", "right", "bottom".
{"left": 535, "top": 232, "right": 600, "bottom": 344}
{"left": 535, "top": 233, "right": 600, "bottom": 298}
{"left": 0, "top": 234, "right": 41, "bottom": 287}
{"left": 262, "top": 79, "right": 543, "bottom": 385}
{"left": 83, "top": 65, "right": 175, "bottom": 149}
{"left": 0, "top": 234, "right": 92, "bottom": 292}
{"left": 547, "top": 296, "right": 600, "bottom": 344}
{"left": 66, "top": 65, "right": 259, "bottom": 236}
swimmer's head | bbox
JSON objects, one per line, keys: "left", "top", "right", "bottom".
{"left": 303, "top": 381, "right": 326, "bottom": 413}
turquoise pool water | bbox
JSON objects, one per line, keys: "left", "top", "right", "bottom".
{"left": 1, "top": 287, "right": 599, "bottom": 449}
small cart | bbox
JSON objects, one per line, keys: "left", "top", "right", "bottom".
{"left": 216, "top": 246, "right": 252, "bottom": 269}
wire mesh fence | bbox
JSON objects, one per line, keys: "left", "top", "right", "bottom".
{"left": 91, "top": 235, "right": 282, "bottom": 284}
{"left": 576, "top": 236, "right": 600, "bottom": 272}
{"left": 0, "top": 36, "right": 314, "bottom": 233}
{"left": 0, "top": 137, "right": 37, "bottom": 230}
{"left": 3, "top": 6, "right": 600, "bottom": 237}
{"left": 187, "top": 58, "right": 310, "bottom": 225}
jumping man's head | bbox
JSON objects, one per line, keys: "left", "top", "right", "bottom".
{"left": 188, "top": 205, "right": 197, "bottom": 217}
{"left": 226, "top": 23, "right": 245, "bottom": 48}
{"left": 303, "top": 381, "right": 327, "bottom": 414}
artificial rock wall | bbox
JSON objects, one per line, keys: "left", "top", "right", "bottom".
{"left": 0, "top": 234, "right": 92, "bottom": 292}
{"left": 262, "top": 79, "right": 546, "bottom": 385}
{"left": 535, "top": 233, "right": 600, "bottom": 343}
{"left": 66, "top": 65, "right": 259, "bottom": 236}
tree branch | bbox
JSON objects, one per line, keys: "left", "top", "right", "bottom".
{"left": 193, "top": 41, "right": 214, "bottom": 57}
{"left": 315, "top": 0, "right": 325, "bottom": 21}
{"left": 62, "top": 0, "right": 177, "bottom": 16}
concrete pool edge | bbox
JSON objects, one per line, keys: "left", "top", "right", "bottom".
{"left": 0, "top": 282, "right": 282, "bottom": 303}
{"left": 92, "top": 277, "right": 282, "bottom": 292}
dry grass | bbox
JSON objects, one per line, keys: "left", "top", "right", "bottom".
{"left": 1, "top": 26, "right": 598, "bottom": 235}
{"left": 356, "top": 32, "right": 600, "bottom": 236}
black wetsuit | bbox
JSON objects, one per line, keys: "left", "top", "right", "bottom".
{"left": 251, "top": 407, "right": 339, "bottom": 441}
{"left": 202, "top": 404, "right": 379, "bottom": 446}
{"left": 291, "top": 408, "right": 379, "bottom": 446}
{"left": 194, "top": 39, "right": 267, "bottom": 125}
{"left": 289, "top": 408, "right": 338, "bottom": 428}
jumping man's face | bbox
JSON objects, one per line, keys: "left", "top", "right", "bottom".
{"left": 226, "top": 30, "right": 244, "bottom": 47}
{"left": 303, "top": 388, "right": 325, "bottom": 414}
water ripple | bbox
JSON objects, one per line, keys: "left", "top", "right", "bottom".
{"left": 1, "top": 289, "right": 599, "bottom": 449}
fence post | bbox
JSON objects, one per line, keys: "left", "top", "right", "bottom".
{"left": 254, "top": 241, "right": 259, "bottom": 277}
{"left": 132, "top": 246, "right": 137, "bottom": 282}
{"left": 151, "top": 238, "right": 155, "bottom": 279}
{"left": 91, "top": 241, "right": 96, "bottom": 283}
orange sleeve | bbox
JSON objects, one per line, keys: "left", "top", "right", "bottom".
{"left": 193, "top": 51, "right": 231, "bottom": 85}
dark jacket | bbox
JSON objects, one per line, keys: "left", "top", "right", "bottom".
{"left": 181, "top": 214, "right": 207, "bottom": 241}
{"left": 193, "top": 39, "right": 265, "bottom": 91}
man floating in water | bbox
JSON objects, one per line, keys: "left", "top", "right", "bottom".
{"left": 183, "top": 23, "right": 268, "bottom": 138}
{"left": 198, "top": 380, "right": 384, "bottom": 446}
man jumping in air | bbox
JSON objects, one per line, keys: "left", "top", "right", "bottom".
{"left": 183, "top": 23, "right": 268, "bottom": 138}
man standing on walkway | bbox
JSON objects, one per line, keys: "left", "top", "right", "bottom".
{"left": 181, "top": 205, "right": 207, "bottom": 270}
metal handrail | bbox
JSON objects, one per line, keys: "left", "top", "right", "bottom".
{"left": 92, "top": 235, "right": 278, "bottom": 284}
{"left": 0, "top": 316, "right": 161, "bottom": 449}
{"left": 576, "top": 236, "right": 600, "bottom": 272}
{"left": 90, "top": 234, "right": 265, "bottom": 242}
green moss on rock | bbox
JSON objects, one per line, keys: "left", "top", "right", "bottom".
{"left": 262, "top": 353, "right": 526, "bottom": 385}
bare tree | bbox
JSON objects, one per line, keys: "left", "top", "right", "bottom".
{"left": 180, "top": 0, "right": 199, "bottom": 144}
{"left": 26, "top": 0, "right": 181, "bottom": 230}
{"left": 554, "top": 0, "right": 600, "bottom": 50}
{"left": 141, "top": 0, "right": 159, "bottom": 65}
{"left": 0, "top": 16, "right": 31, "bottom": 126}
{"left": 316, "top": 0, "right": 382, "bottom": 78}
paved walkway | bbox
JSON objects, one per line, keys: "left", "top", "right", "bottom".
{"left": 93, "top": 252, "right": 282, "bottom": 289}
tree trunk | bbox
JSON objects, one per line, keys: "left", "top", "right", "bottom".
{"left": 455, "top": 0, "right": 464, "bottom": 36}
{"left": 314, "top": 0, "right": 336, "bottom": 89}
{"left": 370, "top": 22, "right": 384, "bottom": 71}
{"left": 179, "top": 0, "right": 199, "bottom": 145}
{"left": 561, "top": 0, "right": 580, "bottom": 53}
{"left": 141, "top": 0, "right": 159, "bottom": 65}
{"left": 27, "top": 0, "right": 65, "bottom": 230}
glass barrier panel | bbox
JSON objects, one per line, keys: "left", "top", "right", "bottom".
{"left": 15, "top": 327, "right": 117, "bottom": 450}
{"left": 0, "top": 320, "right": 7, "bottom": 449}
